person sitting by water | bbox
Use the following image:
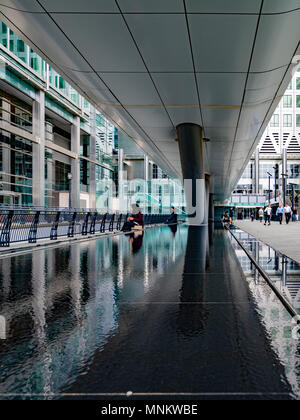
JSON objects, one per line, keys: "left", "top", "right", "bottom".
{"left": 222, "top": 211, "right": 232, "bottom": 227}
{"left": 165, "top": 206, "right": 177, "bottom": 225}
{"left": 122, "top": 203, "right": 144, "bottom": 232}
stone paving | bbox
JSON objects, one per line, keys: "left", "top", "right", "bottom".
{"left": 235, "top": 219, "right": 300, "bottom": 264}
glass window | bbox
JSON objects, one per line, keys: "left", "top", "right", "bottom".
{"left": 296, "top": 114, "right": 300, "bottom": 127}
{"left": 297, "top": 96, "right": 300, "bottom": 108}
{"left": 241, "top": 163, "right": 253, "bottom": 179}
{"left": 287, "top": 81, "right": 292, "bottom": 90}
{"left": 283, "top": 114, "right": 292, "bottom": 127}
{"left": 17, "top": 39, "right": 25, "bottom": 52}
{"left": 297, "top": 78, "right": 300, "bottom": 90}
{"left": 283, "top": 95, "right": 292, "bottom": 108}
{"left": 270, "top": 114, "right": 279, "bottom": 127}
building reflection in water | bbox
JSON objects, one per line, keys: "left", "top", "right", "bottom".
{"left": 0, "top": 225, "right": 188, "bottom": 397}
{"left": 230, "top": 228, "right": 300, "bottom": 396}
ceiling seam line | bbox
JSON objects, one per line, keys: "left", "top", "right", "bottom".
{"left": 2, "top": 7, "right": 300, "bottom": 16}
{"left": 226, "top": 0, "right": 265, "bottom": 180}
{"left": 34, "top": 0, "right": 180, "bottom": 177}
{"left": 114, "top": 0, "right": 176, "bottom": 131}
{"left": 183, "top": 0, "right": 205, "bottom": 134}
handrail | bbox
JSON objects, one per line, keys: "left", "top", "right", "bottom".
{"left": 226, "top": 226, "right": 298, "bottom": 319}
{"left": 0, "top": 209, "right": 170, "bottom": 247}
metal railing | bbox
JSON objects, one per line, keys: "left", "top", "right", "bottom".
{"left": 0, "top": 209, "right": 171, "bottom": 247}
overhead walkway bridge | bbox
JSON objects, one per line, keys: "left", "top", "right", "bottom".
{"left": 1, "top": 1, "right": 300, "bottom": 224}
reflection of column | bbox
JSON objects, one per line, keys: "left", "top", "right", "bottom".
{"left": 282, "top": 256, "right": 287, "bottom": 288}
{"left": 1, "top": 257, "right": 11, "bottom": 301}
{"left": 32, "top": 90, "right": 45, "bottom": 206}
{"left": 178, "top": 226, "right": 209, "bottom": 335}
{"left": 31, "top": 250, "right": 46, "bottom": 343}
{"left": 176, "top": 123, "right": 206, "bottom": 226}
{"left": 70, "top": 243, "right": 82, "bottom": 320}
{"left": 71, "top": 116, "right": 80, "bottom": 208}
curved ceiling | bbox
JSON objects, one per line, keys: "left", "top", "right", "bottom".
{"left": 1, "top": 0, "right": 300, "bottom": 200}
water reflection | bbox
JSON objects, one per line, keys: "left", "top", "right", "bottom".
{"left": 230, "top": 228, "right": 300, "bottom": 397}
{"left": 128, "top": 231, "right": 144, "bottom": 254}
{"left": 231, "top": 228, "right": 300, "bottom": 313}
{"left": 0, "top": 225, "right": 188, "bottom": 398}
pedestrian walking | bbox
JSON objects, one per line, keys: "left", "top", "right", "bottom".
{"left": 250, "top": 211, "right": 255, "bottom": 222}
{"left": 258, "top": 208, "right": 264, "bottom": 223}
{"left": 283, "top": 203, "right": 292, "bottom": 225}
{"left": 276, "top": 204, "right": 283, "bottom": 225}
{"left": 292, "top": 206, "right": 298, "bottom": 222}
{"left": 264, "top": 204, "right": 272, "bottom": 226}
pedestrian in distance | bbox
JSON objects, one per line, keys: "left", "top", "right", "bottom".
{"left": 258, "top": 208, "right": 264, "bottom": 223}
{"left": 264, "top": 203, "right": 272, "bottom": 226}
{"left": 292, "top": 206, "right": 298, "bottom": 222}
{"left": 276, "top": 204, "right": 283, "bottom": 225}
{"left": 250, "top": 211, "right": 255, "bottom": 222}
{"left": 283, "top": 203, "right": 292, "bottom": 225}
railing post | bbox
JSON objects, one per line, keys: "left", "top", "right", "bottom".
{"left": 109, "top": 214, "right": 115, "bottom": 232}
{"left": 68, "top": 212, "right": 77, "bottom": 237}
{"left": 89, "top": 212, "right": 98, "bottom": 234}
{"left": 28, "top": 211, "right": 40, "bottom": 243}
{"left": 116, "top": 214, "right": 122, "bottom": 230}
{"left": 50, "top": 211, "right": 60, "bottom": 240}
{"left": 0, "top": 210, "right": 14, "bottom": 247}
{"left": 100, "top": 213, "right": 107, "bottom": 233}
{"left": 82, "top": 212, "right": 90, "bottom": 236}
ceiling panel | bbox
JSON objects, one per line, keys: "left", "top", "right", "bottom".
{"left": 0, "top": 0, "right": 43, "bottom": 12}
{"left": 263, "top": 0, "right": 300, "bottom": 14}
{"left": 245, "top": 66, "right": 288, "bottom": 105}
{"left": 126, "top": 108, "right": 172, "bottom": 129}
{"left": 204, "top": 127, "right": 236, "bottom": 140}
{"left": 167, "top": 108, "right": 202, "bottom": 127}
{"left": 40, "top": 0, "right": 119, "bottom": 12}
{"left": 197, "top": 73, "right": 247, "bottom": 105}
{"left": 189, "top": 15, "right": 258, "bottom": 72}
{"left": 186, "top": 0, "right": 262, "bottom": 14}
{"left": 118, "top": 0, "right": 184, "bottom": 13}
{"left": 0, "top": 10, "right": 93, "bottom": 72}
{"left": 64, "top": 72, "right": 120, "bottom": 105}
{"left": 125, "top": 14, "right": 193, "bottom": 72}
{"left": 251, "top": 13, "right": 300, "bottom": 72}
{"left": 151, "top": 73, "right": 198, "bottom": 106}
{"left": 99, "top": 73, "right": 162, "bottom": 106}
{"left": 202, "top": 108, "right": 240, "bottom": 128}
{"left": 52, "top": 14, "right": 146, "bottom": 72}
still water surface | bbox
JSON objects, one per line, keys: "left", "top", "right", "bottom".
{"left": 0, "top": 225, "right": 298, "bottom": 399}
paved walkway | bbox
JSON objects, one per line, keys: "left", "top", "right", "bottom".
{"left": 235, "top": 220, "right": 300, "bottom": 263}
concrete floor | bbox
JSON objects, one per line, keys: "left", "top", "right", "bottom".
{"left": 235, "top": 219, "right": 300, "bottom": 264}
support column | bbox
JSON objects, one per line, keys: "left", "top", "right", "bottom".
{"left": 2, "top": 99, "right": 11, "bottom": 195}
{"left": 71, "top": 116, "right": 80, "bottom": 209}
{"left": 255, "top": 147, "right": 260, "bottom": 194}
{"left": 282, "top": 147, "right": 287, "bottom": 204}
{"left": 209, "top": 193, "right": 215, "bottom": 223}
{"left": 144, "top": 155, "right": 149, "bottom": 214}
{"left": 89, "top": 107, "right": 97, "bottom": 209}
{"left": 32, "top": 90, "right": 45, "bottom": 207}
{"left": 176, "top": 123, "right": 206, "bottom": 226}
{"left": 118, "top": 148, "right": 126, "bottom": 212}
